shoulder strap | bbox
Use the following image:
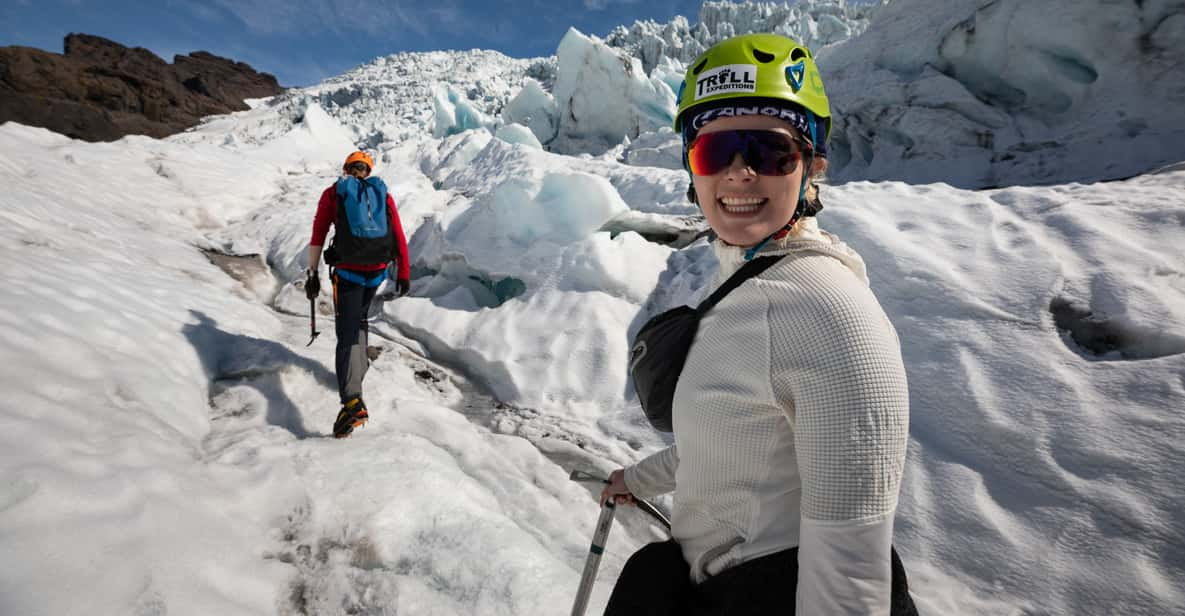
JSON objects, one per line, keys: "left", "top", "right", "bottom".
{"left": 696, "top": 255, "right": 783, "bottom": 314}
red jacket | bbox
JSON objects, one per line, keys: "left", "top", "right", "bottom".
{"left": 310, "top": 184, "right": 410, "bottom": 280}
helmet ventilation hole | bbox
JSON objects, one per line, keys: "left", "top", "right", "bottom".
{"left": 692, "top": 58, "right": 709, "bottom": 75}
{"left": 791, "top": 48, "right": 809, "bottom": 61}
{"left": 753, "top": 49, "right": 775, "bottom": 63}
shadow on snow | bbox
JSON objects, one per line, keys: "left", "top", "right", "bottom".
{"left": 183, "top": 310, "right": 337, "bottom": 439}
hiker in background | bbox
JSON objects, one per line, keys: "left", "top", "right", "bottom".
{"left": 304, "top": 150, "right": 410, "bottom": 438}
{"left": 602, "top": 34, "right": 918, "bottom": 615}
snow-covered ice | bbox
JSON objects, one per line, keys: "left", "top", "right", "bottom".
{"left": 605, "top": 0, "right": 885, "bottom": 75}
{"left": 822, "top": 0, "right": 1185, "bottom": 188}
{"left": 2, "top": 1, "right": 1184, "bottom": 615}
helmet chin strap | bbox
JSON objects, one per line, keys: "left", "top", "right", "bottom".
{"left": 743, "top": 110, "right": 817, "bottom": 261}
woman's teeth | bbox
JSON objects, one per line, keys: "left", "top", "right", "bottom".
{"left": 719, "top": 196, "right": 766, "bottom": 213}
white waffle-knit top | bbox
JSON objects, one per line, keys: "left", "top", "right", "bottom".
{"left": 624, "top": 218, "right": 909, "bottom": 615}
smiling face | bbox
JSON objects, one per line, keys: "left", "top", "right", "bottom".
{"left": 691, "top": 113, "right": 824, "bottom": 247}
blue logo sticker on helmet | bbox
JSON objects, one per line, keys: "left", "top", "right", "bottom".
{"left": 676, "top": 79, "right": 686, "bottom": 105}
{"left": 786, "top": 61, "right": 805, "bottom": 92}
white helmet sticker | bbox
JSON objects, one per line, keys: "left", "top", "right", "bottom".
{"left": 694, "top": 64, "right": 758, "bottom": 100}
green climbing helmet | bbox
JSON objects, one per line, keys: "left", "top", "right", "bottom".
{"left": 674, "top": 33, "right": 831, "bottom": 143}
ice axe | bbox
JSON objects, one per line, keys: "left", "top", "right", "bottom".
{"left": 306, "top": 297, "right": 320, "bottom": 346}
{"left": 567, "top": 469, "right": 672, "bottom": 616}
{"left": 569, "top": 469, "right": 671, "bottom": 531}
{"left": 571, "top": 499, "right": 615, "bottom": 616}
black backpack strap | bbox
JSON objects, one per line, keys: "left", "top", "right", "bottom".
{"left": 696, "top": 255, "right": 784, "bottom": 314}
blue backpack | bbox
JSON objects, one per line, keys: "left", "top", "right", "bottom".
{"left": 327, "top": 176, "right": 396, "bottom": 266}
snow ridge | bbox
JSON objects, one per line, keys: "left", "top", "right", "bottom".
{"left": 605, "top": 0, "right": 885, "bottom": 75}
{"left": 3, "top": 2, "right": 1185, "bottom": 615}
{"left": 291, "top": 50, "right": 552, "bottom": 147}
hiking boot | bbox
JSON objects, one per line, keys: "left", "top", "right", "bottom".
{"left": 333, "top": 397, "right": 369, "bottom": 438}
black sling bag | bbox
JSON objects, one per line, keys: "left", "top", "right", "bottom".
{"left": 629, "top": 255, "right": 784, "bottom": 432}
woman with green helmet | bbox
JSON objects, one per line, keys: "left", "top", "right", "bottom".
{"left": 601, "top": 34, "right": 918, "bottom": 614}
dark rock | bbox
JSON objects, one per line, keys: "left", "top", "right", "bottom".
{"left": 0, "top": 33, "right": 283, "bottom": 142}
{"left": 175, "top": 51, "right": 281, "bottom": 104}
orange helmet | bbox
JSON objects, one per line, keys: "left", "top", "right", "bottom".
{"left": 343, "top": 150, "right": 374, "bottom": 171}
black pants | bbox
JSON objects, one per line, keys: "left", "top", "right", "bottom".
{"left": 604, "top": 540, "right": 919, "bottom": 616}
{"left": 332, "top": 272, "right": 378, "bottom": 404}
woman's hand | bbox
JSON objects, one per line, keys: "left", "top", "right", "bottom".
{"left": 599, "top": 469, "right": 636, "bottom": 506}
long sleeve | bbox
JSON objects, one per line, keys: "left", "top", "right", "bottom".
{"left": 623, "top": 445, "right": 679, "bottom": 498}
{"left": 310, "top": 186, "right": 336, "bottom": 247}
{"left": 640, "top": 230, "right": 909, "bottom": 595}
{"left": 387, "top": 194, "right": 410, "bottom": 280}
{"left": 796, "top": 516, "right": 895, "bottom": 616}
{"left": 764, "top": 256, "right": 909, "bottom": 616}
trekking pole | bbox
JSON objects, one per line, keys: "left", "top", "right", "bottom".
{"left": 569, "top": 469, "right": 672, "bottom": 532}
{"left": 571, "top": 500, "right": 616, "bottom": 616}
{"left": 306, "top": 297, "right": 320, "bottom": 346}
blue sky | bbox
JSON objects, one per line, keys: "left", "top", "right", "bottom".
{"left": 1, "top": 0, "right": 710, "bottom": 87}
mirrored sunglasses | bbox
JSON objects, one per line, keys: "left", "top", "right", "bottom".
{"left": 687, "top": 129, "right": 808, "bottom": 177}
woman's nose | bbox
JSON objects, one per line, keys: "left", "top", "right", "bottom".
{"left": 723, "top": 153, "right": 756, "bottom": 181}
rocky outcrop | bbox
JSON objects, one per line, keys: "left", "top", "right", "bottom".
{"left": 0, "top": 33, "right": 282, "bottom": 141}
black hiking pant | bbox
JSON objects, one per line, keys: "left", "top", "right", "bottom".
{"left": 603, "top": 540, "right": 919, "bottom": 616}
{"left": 332, "top": 271, "right": 378, "bottom": 404}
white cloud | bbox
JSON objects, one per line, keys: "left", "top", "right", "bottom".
{"left": 582, "top": 0, "right": 641, "bottom": 10}
{"left": 176, "top": 1, "right": 225, "bottom": 23}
